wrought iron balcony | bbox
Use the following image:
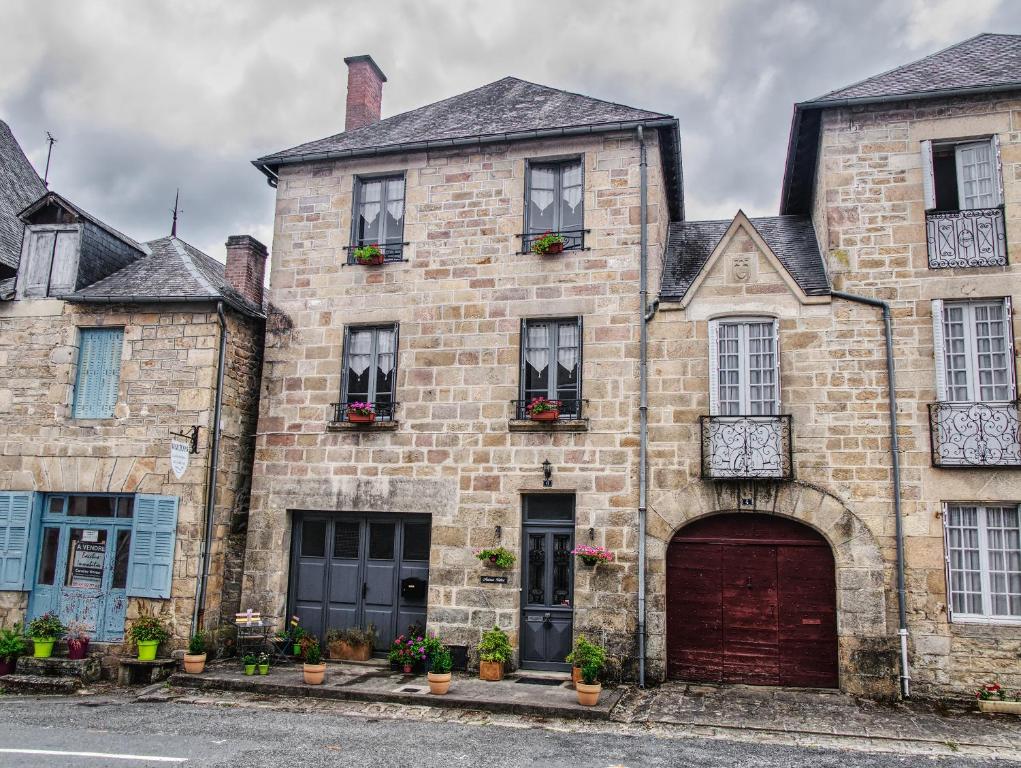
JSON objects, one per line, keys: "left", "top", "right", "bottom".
{"left": 330, "top": 400, "right": 399, "bottom": 423}
{"left": 513, "top": 398, "right": 585, "bottom": 421}
{"left": 519, "top": 229, "right": 587, "bottom": 255}
{"left": 925, "top": 208, "right": 1007, "bottom": 269}
{"left": 344, "top": 241, "right": 407, "bottom": 264}
{"left": 928, "top": 401, "right": 1021, "bottom": 467}
{"left": 700, "top": 415, "right": 793, "bottom": 480}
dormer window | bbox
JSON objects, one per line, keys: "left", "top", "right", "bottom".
{"left": 18, "top": 227, "right": 80, "bottom": 298}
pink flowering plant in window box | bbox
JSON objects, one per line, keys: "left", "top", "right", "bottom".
{"left": 346, "top": 402, "right": 376, "bottom": 423}
{"left": 526, "top": 397, "right": 561, "bottom": 421}
{"left": 572, "top": 545, "right": 614, "bottom": 566}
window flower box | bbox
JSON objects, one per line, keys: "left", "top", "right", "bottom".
{"left": 353, "top": 244, "right": 385, "bottom": 266}
{"left": 572, "top": 545, "right": 614, "bottom": 567}
{"left": 976, "top": 682, "right": 1021, "bottom": 714}
{"left": 474, "top": 547, "right": 516, "bottom": 569}
{"left": 531, "top": 232, "right": 565, "bottom": 256}
{"left": 526, "top": 397, "right": 561, "bottom": 422}
{"left": 346, "top": 402, "right": 376, "bottom": 424}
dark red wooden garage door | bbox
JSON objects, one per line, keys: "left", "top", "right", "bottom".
{"left": 666, "top": 514, "right": 838, "bottom": 688}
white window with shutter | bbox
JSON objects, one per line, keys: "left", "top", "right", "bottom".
{"left": 944, "top": 503, "right": 1021, "bottom": 624}
{"left": 709, "top": 318, "right": 780, "bottom": 415}
{"left": 932, "top": 299, "right": 1015, "bottom": 403}
{"left": 922, "top": 137, "right": 1003, "bottom": 211}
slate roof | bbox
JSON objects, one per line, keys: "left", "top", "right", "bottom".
{"left": 0, "top": 120, "right": 46, "bottom": 275}
{"left": 255, "top": 76, "right": 685, "bottom": 220}
{"left": 66, "top": 235, "right": 264, "bottom": 317}
{"left": 660, "top": 214, "right": 829, "bottom": 301}
{"left": 781, "top": 34, "right": 1021, "bottom": 215}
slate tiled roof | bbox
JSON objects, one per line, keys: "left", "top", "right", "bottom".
{"left": 660, "top": 214, "right": 829, "bottom": 301}
{"left": 0, "top": 120, "right": 46, "bottom": 274}
{"left": 67, "top": 235, "right": 264, "bottom": 317}
{"left": 813, "top": 33, "right": 1021, "bottom": 103}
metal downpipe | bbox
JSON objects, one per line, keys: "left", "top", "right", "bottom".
{"left": 637, "top": 126, "right": 649, "bottom": 688}
{"left": 191, "top": 301, "right": 228, "bottom": 636}
{"left": 831, "top": 290, "right": 910, "bottom": 698}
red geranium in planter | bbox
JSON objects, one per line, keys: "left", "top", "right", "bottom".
{"left": 526, "top": 397, "right": 561, "bottom": 421}
{"left": 346, "top": 402, "right": 376, "bottom": 423}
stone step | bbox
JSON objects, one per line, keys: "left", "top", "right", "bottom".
{"left": 0, "top": 673, "right": 83, "bottom": 694}
{"left": 15, "top": 655, "right": 102, "bottom": 683}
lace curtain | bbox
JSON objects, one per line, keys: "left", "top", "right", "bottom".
{"left": 526, "top": 323, "right": 550, "bottom": 372}
{"left": 561, "top": 164, "right": 582, "bottom": 212}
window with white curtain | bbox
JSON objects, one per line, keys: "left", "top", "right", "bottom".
{"left": 945, "top": 503, "right": 1021, "bottom": 623}
{"left": 934, "top": 299, "right": 1014, "bottom": 403}
{"left": 341, "top": 325, "right": 397, "bottom": 415}
{"left": 525, "top": 159, "right": 583, "bottom": 239}
{"left": 351, "top": 174, "right": 405, "bottom": 260}
{"left": 709, "top": 318, "right": 780, "bottom": 416}
{"left": 520, "top": 317, "right": 582, "bottom": 417}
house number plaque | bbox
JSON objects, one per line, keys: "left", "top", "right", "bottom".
{"left": 480, "top": 575, "right": 508, "bottom": 585}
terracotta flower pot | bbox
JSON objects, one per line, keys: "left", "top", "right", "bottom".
{"left": 544, "top": 241, "right": 565, "bottom": 255}
{"left": 327, "top": 640, "right": 373, "bottom": 661}
{"left": 67, "top": 638, "right": 90, "bottom": 660}
{"left": 479, "top": 660, "right": 504, "bottom": 681}
{"left": 427, "top": 671, "right": 451, "bottom": 695}
{"left": 571, "top": 666, "right": 582, "bottom": 689}
{"left": 529, "top": 410, "right": 560, "bottom": 422}
{"left": 183, "top": 652, "right": 207, "bottom": 674}
{"left": 402, "top": 663, "right": 413, "bottom": 674}
{"left": 303, "top": 663, "right": 327, "bottom": 685}
{"left": 356, "top": 253, "right": 386, "bottom": 266}
{"left": 576, "top": 681, "right": 601, "bottom": 706}
{"left": 0, "top": 658, "right": 15, "bottom": 676}
{"left": 347, "top": 411, "right": 376, "bottom": 424}
{"left": 978, "top": 699, "right": 1021, "bottom": 714}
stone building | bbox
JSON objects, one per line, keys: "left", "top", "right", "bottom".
{"left": 647, "top": 33, "right": 1021, "bottom": 700}
{"left": 0, "top": 137, "right": 267, "bottom": 659}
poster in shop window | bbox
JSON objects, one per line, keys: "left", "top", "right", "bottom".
{"left": 69, "top": 535, "right": 105, "bottom": 589}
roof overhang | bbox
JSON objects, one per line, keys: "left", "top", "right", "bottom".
{"left": 62, "top": 293, "right": 266, "bottom": 319}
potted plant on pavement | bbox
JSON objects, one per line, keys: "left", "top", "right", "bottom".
{"left": 129, "top": 615, "right": 170, "bottom": 661}
{"left": 531, "top": 231, "right": 566, "bottom": 256}
{"left": 27, "top": 612, "right": 63, "bottom": 659}
{"left": 526, "top": 397, "right": 561, "bottom": 422}
{"left": 566, "top": 635, "right": 606, "bottom": 689}
{"left": 474, "top": 547, "right": 516, "bottom": 569}
{"left": 576, "top": 659, "right": 604, "bottom": 706}
{"left": 303, "top": 640, "right": 326, "bottom": 685}
{"left": 184, "top": 631, "right": 207, "bottom": 674}
{"left": 288, "top": 616, "right": 306, "bottom": 657}
{"left": 0, "top": 624, "right": 27, "bottom": 676}
{"left": 346, "top": 401, "right": 376, "bottom": 424}
{"left": 257, "top": 653, "right": 270, "bottom": 675}
{"left": 326, "top": 624, "right": 377, "bottom": 661}
{"left": 353, "top": 243, "right": 386, "bottom": 266}
{"left": 477, "top": 626, "right": 511, "bottom": 681}
{"left": 64, "top": 620, "right": 91, "bottom": 660}
{"left": 425, "top": 638, "right": 453, "bottom": 695}
{"left": 389, "top": 634, "right": 427, "bottom": 674}
{"left": 976, "top": 682, "right": 1021, "bottom": 714}
{"left": 241, "top": 653, "right": 257, "bottom": 675}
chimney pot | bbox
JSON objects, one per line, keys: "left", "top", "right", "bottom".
{"left": 344, "top": 54, "right": 387, "bottom": 132}
{"left": 225, "top": 234, "right": 268, "bottom": 308}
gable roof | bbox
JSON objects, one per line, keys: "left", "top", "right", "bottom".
{"left": 255, "top": 76, "right": 684, "bottom": 220}
{"left": 19, "top": 190, "right": 146, "bottom": 254}
{"left": 660, "top": 213, "right": 829, "bottom": 302}
{"left": 66, "top": 235, "right": 264, "bottom": 317}
{"left": 0, "top": 120, "right": 46, "bottom": 276}
{"left": 781, "top": 33, "right": 1021, "bottom": 215}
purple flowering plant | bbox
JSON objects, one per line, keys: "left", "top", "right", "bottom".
{"left": 388, "top": 634, "right": 427, "bottom": 667}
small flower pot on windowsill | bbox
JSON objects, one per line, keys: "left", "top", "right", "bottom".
{"left": 347, "top": 411, "right": 376, "bottom": 424}
{"left": 529, "top": 410, "right": 560, "bottom": 422}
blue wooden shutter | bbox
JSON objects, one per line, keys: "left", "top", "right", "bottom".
{"left": 73, "top": 328, "right": 124, "bottom": 419}
{"left": 126, "top": 495, "right": 179, "bottom": 599}
{"left": 0, "top": 492, "right": 37, "bottom": 590}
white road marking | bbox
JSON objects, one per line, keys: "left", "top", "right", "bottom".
{"left": 0, "top": 748, "right": 187, "bottom": 762}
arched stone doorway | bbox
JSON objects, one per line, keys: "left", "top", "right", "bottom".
{"left": 666, "top": 513, "right": 838, "bottom": 688}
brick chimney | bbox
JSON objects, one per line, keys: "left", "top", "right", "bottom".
{"left": 344, "top": 55, "right": 387, "bottom": 131}
{"left": 225, "top": 235, "right": 268, "bottom": 308}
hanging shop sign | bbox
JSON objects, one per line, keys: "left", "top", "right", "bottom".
{"left": 170, "top": 439, "right": 190, "bottom": 479}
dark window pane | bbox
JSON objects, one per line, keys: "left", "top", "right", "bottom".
{"left": 112, "top": 530, "right": 131, "bottom": 589}
{"left": 65, "top": 528, "right": 108, "bottom": 589}
{"left": 402, "top": 522, "right": 430, "bottom": 561}
{"left": 116, "top": 497, "right": 134, "bottom": 518}
{"left": 369, "top": 522, "right": 395, "bottom": 560}
{"left": 301, "top": 520, "right": 327, "bottom": 558}
{"left": 333, "top": 522, "right": 360, "bottom": 559}
{"left": 47, "top": 497, "right": 64, "bottom": 516}
{"left": 552, "top": 534, "right": 573, "bottom": 606}
{"left": 525, "top": 495, "right": 574, "bottom": 521}
{"left": 527, "top": 534, "right": 546, "bottom": 605}
{"left": 66, "top": 495, "right": 131, "bottom": 518}
{"left": 37, "top": 527, "right": 61, "bottom": 585}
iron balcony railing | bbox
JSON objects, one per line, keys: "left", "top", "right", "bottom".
{"left": 331, "top": 400, "right": 399, "bottom": 423}
{"left": 512, "top": 398, "right": 585, "bottom": 421}
{"left": 925, "top": 208, "right": 1007, "bottom": 269}
{"left": 700, "top": 414, "right": 793, "bottom": 480}
{"left": 344, "top": 241, "right": 408, "bottom": 264}
{"left": 518, "top": 229, "right": 588, "bottom": 255}
{"left": 928, "top": 401, "right": 1021, "bottom": 467}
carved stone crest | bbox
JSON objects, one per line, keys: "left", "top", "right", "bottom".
{"left": 732, "top": 254, "right": 752, "bottom": 282}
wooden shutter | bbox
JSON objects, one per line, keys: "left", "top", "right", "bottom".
{"left": 47, "top": 230, "right": 80, "bottom": 294}
{"left": 921, "top": 140, "right": 936, "bottom": 211}
{"left": 771, "top": 317, "right": 782, "bottom": 414}
{"left": 0, "top": 492, "right": 37, "bottom": 590}
{"left": 942, "top": 501, "right": 953, "bottom": 623}
{"left": 73, "top": 328, "right": 124, "bottom": 419}
{"left": 992, "top": 135, "right": 1004, "bottom": 207}
{"left": 931, "top": 299, "right": 948, "bottom": 401}
{"left": 21, "top": 230, "right": 56, "bottom": 298}
{"left": 126, "top": 495, "right": 179, "bottom": 599}
{"left": 1005, "top": 296, "right": 1017, "bottom": 400}
{"left": 708, "top": 319, "right": 720, "bottom": 416}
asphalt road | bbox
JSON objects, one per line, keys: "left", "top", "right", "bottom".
{"left": 1, "top": 693, "right": 1017, "bottom": 768}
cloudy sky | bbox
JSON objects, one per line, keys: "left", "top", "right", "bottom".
{"left": 2, "top": 0, "right": 1019, "bottom": 262}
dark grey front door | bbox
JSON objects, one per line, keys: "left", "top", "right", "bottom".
{"left": 520, "top": 495, "right": 575, "bottom": 671}
{"left": 290, "top": 513, "right": 430, "bottom": 652}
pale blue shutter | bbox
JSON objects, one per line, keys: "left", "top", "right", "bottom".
{"left": 0, "top": 492, "right": 37, "bottom": 590}
{"left": 126, "top": 495, "right": 179, "bottom": 599}
{"left": 73, "top": 328, "right": 124, "bottom": 418}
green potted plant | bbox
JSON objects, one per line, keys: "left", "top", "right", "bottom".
{"left": 566, "top": 635, "right": 606, "bottom": 689}
{"left": 326, "top": 624, "right": 377, "bottom": 661}
{"left": 576, "top": 659, "right": 603, "bottom": 706}
{"left": 184, "top": 631, "right": 207, "bottom": 674}
{"left": 0, "top": 623, "right": 27, "bottom": 675}
{"left": 474, "top": 547, "right": 516, "bottom": 569}
{"left": 64, "top": 620, "right": 91, "bottom": 660}
{"left": 353, "top": 243, "right": 385, "bottom": 266}
{"left": 388, "top": 634, "right": 427, "bottom": 674}
{"left": 257, "top": 652, "right": 270, "bottom": 675}
{"left": 242, "top": 653, "right": 257, "bottom": 675}
{"left": 27, "top": 612, "right": 63, "bottom": 659}
{"left": 526, "top": 397, "right": 561, "bottom": 422}
{"left": 345, "top": 401, "right": 376, "bottom": 424}
{"left": 477, "top": 626, "right": 511, "bottom": 681}
{"left": 531, "top": 231, "right": 566, "bottom": 256}
{"left": 288, "top": 616, "right": 306, "bottom": 656}
{"left": 129, "top": 616, "right": 170, "bottom": 661}
{"left": 976, "top": 682, "right": 1021, "bottom": 714}
{"left": 303, "top": 640, "right": 326, "bottom": 685}
{"left": 425, "top": 638, "right": 453, "bottom": 695}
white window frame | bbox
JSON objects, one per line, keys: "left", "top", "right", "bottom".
{"left": 921, "top": 136, "right": 1003, "bottom": 211}
{"left": 944, "top": 502, "right": 1021, "bottom": 625}
{"left": 932, "top": 298, "right": 1016, "bottom": 403}
{"left": 708, "top": 317, "right": 780, "bottom": 416}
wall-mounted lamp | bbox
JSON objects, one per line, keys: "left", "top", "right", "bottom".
{"left": 588, "top": 527, "right": 595, "bottom": 541}
{"left": 495, "top": 525, "right": 502, "bottom": 541}
{"left": 542, "top": 459, "right": 553, "bottom": 488}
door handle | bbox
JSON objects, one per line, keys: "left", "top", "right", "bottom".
{"left": 362, "top": 583, "right": 367, "bottom": 599}
{"left": 542, "top": 612, "right": 551, "bottom": 626}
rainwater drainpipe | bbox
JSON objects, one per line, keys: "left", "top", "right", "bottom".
{"left": 831, "top": 290, "right": 911, "bottom": 698}
{"left": 191, "top": 301, "right": 228, "bottom": 636}
{"left": 637, "top": 126, "right": 649, "bottom": 688}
